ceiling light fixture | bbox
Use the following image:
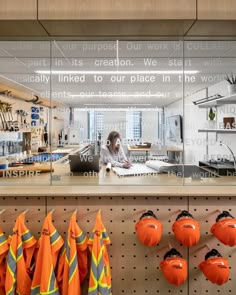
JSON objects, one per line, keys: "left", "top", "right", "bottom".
{"left": 35, "top": 70, "right": 199, "bottom": 75}
{"left": 193, "top": 94, "right": 224, "bottom": 105}
{"left": 84, "top": 103, "right": 151, "bottom": 106}
{"left": 69, "top": 93, "right": 166, "bottom": 98}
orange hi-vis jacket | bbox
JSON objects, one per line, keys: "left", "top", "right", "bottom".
{"left": 0, "top": 226, "right": 8, "bottom": 295}
{"left": 31, "top": 212, "right": 64, "bottom": 295}
{"left": 88, "top": 211, "right": 112, "bottom": 295}
{"left": 57, "top": 212, "right": 88, "bottom": 295}
{"left": 5, "top": 212, "right": 37, "bottom": 295}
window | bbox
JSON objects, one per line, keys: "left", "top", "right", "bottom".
{"left": 126, "top": 111, "right": 142, "bottom": 140}
{"left": 158, "top": 110, "right": 164, "bottom": 144}
{"left": 88, "top": 110, "right": 104, "bottom": 141}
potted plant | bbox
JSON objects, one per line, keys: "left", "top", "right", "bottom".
{"left": 208, "top": 107, "right": 216, "bottom": 129}
{"left": 225, "top": 74, "right": 236, "bottom": 95}
{"left": 208, "top": 107, "right": 216, "bottom": 121}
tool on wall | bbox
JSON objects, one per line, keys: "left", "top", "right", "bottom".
{"left": 0, "top": 100, "right": 20, "bottom": 132}
{"left": 16, "top": 109, "right": 29, "bottom": 129}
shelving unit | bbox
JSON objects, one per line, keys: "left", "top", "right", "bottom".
{"left": 194, "top": 90, "right": 236, "bottom": 162}
{"left": 196, "top": 92, "right": 236, "bottom": 134}
{"left": 198, "top": 129, "right": 236, "bottom": 133}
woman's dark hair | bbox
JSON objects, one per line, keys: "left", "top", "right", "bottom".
{"left": 106, "top": 131, "right": 121, "bottom": 154}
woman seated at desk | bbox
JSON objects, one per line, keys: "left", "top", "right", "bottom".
{"left": 100, "top": 131, "right": 132, "bottom": 169}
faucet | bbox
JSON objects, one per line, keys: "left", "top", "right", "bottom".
{"left": 219, "top": 141, "right": 236, "bottom": 171}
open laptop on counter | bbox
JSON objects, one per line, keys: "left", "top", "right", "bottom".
{"left": 69, "top": 154, "right": 100, "bottom": 174}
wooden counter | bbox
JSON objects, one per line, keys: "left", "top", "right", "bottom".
{"left": 0, "top": 164, "right": 235, "bottom": 196}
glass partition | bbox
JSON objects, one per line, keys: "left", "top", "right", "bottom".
{"left": 184, "top": 41, "right": 236, "bottom": 186}
{"left": 50, "top": 40, "right": 184, "bottom": 186}
{"left": 0, "top": 41, "right": 51, "bottom": 185}
{"left": 0, "top": 40, "right": 235, "bottom": 186}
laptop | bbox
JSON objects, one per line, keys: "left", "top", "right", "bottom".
{"left": 69, "top": 154, "right": 100, "bottom": 174}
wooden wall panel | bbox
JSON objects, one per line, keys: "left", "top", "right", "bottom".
{"left": 38, "top": 0, "right": 196, "bottom": 20}
{"left": 186, "top": 20, "right": 236, "bottom": 36}
{"left": 198, "top": 0, "right": 236, "bottom": 20}
{"left": 0, "top": 0, "right": 37, "bottom": 20}
{"left": 39, "top": 19, "right": 194, "bottom": 37}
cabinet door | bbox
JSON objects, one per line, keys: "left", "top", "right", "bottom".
{"left": 0, "top": 0, "right": 37, "bottom": 19}
{"left": 198, "top": 0, "right": 236, "bottom": 20}
{"left": 38, "top": 0, "right": 196, "bottom": 20}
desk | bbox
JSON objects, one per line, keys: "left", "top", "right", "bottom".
{"left": 0, "top": 164, "right": 236, "bottom": 194}
{"left": 127, "top": 144, "right": 152, "bottom": 161}
{"left": 1, "top": 162, "right": 236, "bottom": 187}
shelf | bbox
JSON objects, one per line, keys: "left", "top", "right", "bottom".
{"left": 198, "top": 129, "right": 236, "bottom": 133}
{"left": 197, "top": 94, "right": 236, "bottom": 108}
{"left": 0, "top": 130, "right": 31, "bottom": 133}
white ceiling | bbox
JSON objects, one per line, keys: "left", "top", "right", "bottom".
{"left": 0, "top": 40, "right": 236, "bottom": 108}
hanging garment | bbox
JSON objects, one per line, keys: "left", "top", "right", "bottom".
{"left": 31, "top": 212, "right": 64, "bottom": 295}
{"left": 5, "top": 212, "right": 37, "bottom": 295}
{"left": 57, "top": 212, "right": 88, "bottom": 295}
{"left": 88, "top": 211, "right": 112, "bottom": 295}
{"left": 0, "top": 227, "right": 8, "bottom": 295}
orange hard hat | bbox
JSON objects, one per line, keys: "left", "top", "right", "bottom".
{"left": 160, "top": 248, "right": 187, "bottom": 286}
{"left": 172, "top": 210, "right": 200, "bottom": 247}
{"left": 211, "top": 211, "right": 236, "bottom": 247}
{"left": 135, "top": 210, "right": 162, "bottom": 247}
{"left": 199, "top": 249, "right": 229, "bottom": 285}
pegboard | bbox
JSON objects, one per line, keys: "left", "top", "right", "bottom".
{"left": 47, "top": 195, "right": 188, "bottom": 295}
{"left": 0, "top": 195, "right": 46, "bottom": 239}
{"left": 189, "top": 196, "right": 236, "bottom": 295}
{"left": 1, "top": 195, "right": 236, "bottom": 295}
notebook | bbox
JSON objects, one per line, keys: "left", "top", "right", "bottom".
{"left": 112, "top": 161, "right": 176, "bottom": 177}
{"left": 112, "top": 163, "right": 158, "bottom": 177}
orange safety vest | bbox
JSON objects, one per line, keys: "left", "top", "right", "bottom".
{"left": 57, "top": 212, "right": 88, "bottom": 295}
{"left": 88, "top": 211, "right": 112, "bottom": 295}
{"left": 0, "top": 227, "right": 8, "bottom": 295}
{"left": 31, "top": 212, "right": 64, "bottom": 295}
{"left": 5, "top": 212, "right": 37, "bottom": 295}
